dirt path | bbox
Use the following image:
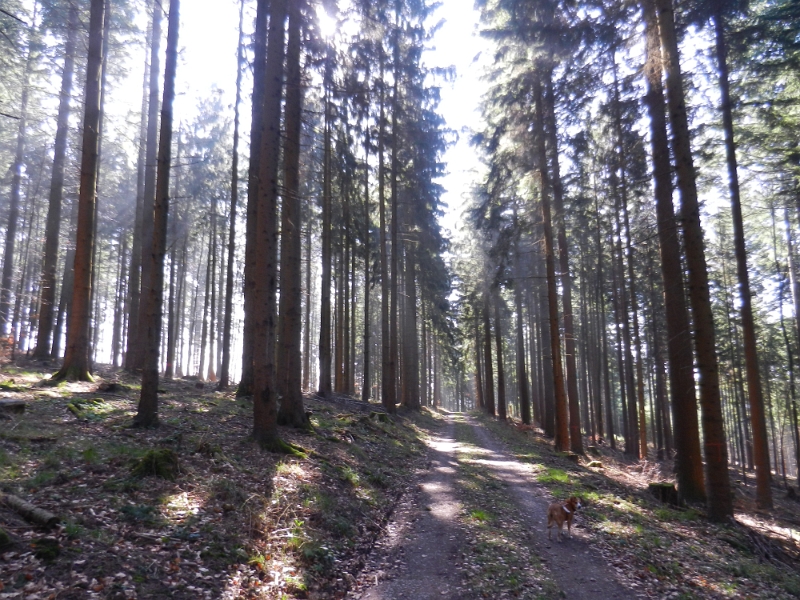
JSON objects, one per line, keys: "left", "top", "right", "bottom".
{"left": 350, "top": 413, "right": 637, "bottom": 600}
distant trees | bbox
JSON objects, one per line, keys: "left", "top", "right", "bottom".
{"left": 463, "top": 0, "right": 800, "bottom": 520}
{"left": 1, "top": 0, "right": 798, "bottom": 518}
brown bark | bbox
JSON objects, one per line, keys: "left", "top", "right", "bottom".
{"left": 713, "top": 7, "right": 772, "bottom": 509}
{"left": 474, "top": 312, "right": 484, "bottom": 411}
{"left": 124, "top": 0, "right": 153, "bottom": 370}
{"left": 610, "top": 56, "right": 641, "bottom": 457}
{"left": 252, "top": 0, "right": 287, "bottom": 448}
{"left": 362, "top": 128, "right": 371, "bottom": 403}
{"left": 515, "top": 238, "right": 531, "bottom": 425}
{"left": 640, "top": 0, "right": 705, "bottom": 501}
{"left": 54, "top": 0, "right": 105, "bottom": 382}
{"left": 134, "top": 0, "right": 180, "bottom": 428}
{"left": 494, "top": 295, "right": 507, "bottom": 421}
{"left": 534, "top": 76, "right": 569, "bottom": 451}
{"left": 388, "top": 21, "right": 401, "bottom": 411}
{"left": 277, "top": 1, "right": 309, "bottom": 429}
{"left": 379, "top": 53, "right": 395, "bottom": 412}
{"left": 544, "top": 72, "right": 582, "bottom": 453}
{"left": 401, "top": 242, "right": 420, "bottom": 409}
{"left": 303, "top": 216, "right": 312, "bottom": 391}
{"left": 238, "top": 0, "right": 268, "bottom": 397}
{"left": 655, "top": 0, "right": 733, "bottom": 520}
{"left": 482, "top": 293, "right": 496, "bottom": 416}
{"left": 318, "top": 44, "right": 333, "bottom": 398}
{"left": 129, "top": 0, "right": 162, "bottom": 372}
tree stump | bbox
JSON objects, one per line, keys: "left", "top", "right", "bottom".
{"left": 648, "top": 482, "right": 679, "bottom": 506}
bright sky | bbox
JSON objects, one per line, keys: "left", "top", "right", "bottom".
{"left": 126, "top": 0, "right": 490, "bottom": 240}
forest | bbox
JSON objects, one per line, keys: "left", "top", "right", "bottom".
{"left": 1, "top": 0, "right": 800, "bottom": 597}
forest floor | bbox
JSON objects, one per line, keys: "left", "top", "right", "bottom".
{"left": 0, "top": 363, "right": 799, "bottom": 599}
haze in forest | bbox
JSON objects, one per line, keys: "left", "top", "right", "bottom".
{"left": 1, "top": 0, "right": 800, "bottom": 558}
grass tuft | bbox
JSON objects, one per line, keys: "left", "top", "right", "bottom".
{"left": 130, "top": 448, "right": 180, "bottom": 480}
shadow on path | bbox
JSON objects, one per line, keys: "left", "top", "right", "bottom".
{"left": 350, "top": 413, "right": 638, "bottom": 599}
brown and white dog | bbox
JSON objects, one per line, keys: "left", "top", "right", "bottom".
{"left": 546, "top": 496, "right": 582, "bottom": 542}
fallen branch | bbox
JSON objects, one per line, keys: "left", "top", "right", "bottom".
{"left": 0, "top": 492, "right": 59, "bottom": 528}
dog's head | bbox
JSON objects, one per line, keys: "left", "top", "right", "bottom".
{"left": 566, "top": 496, "right": 583, "bottom": 511}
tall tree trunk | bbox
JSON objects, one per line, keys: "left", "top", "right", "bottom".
{"left": 277, "top": 1, "right": 309, "bottom": 429}
{"left": 544, "top": 71, "right": 581, "bottom": 453}
{"left": 219, "top": 0, "right": 245, "bottom": 389}
{"left": 474, "top": 313, "right": 484, "bottom": 411}
{"left": 303, "top": 216, "right": 312, "bottom": 391}
{"left": 238, "top": 0, "right": 268, "bottom": 397}
{"left": 494, "top": 294, "right": 507, "bottom": 421}
{"left": 54, "top": 0, "right": 105, "bottom": 382}
{"left": 784, "top": 208, "right": 800, "bottom": 477}
{"left": 164, "top": 237, "right": 176, "bottom": 378}
{"left": 515, "top": 237, "right": 531, "bottom": 425}
{"left": 482, "top": 292, "right": 496, "bottom": 416}
{"left": 135, "top": 0, "right": 179, "bottom": 427}
{"left": 53, "top": 197, "right": 78, "bottom": 358}
{"left": 610, "top": 56, "right": 640, "bottom": 457}
{"left": 712, "top": 7, "right": 772, "bottom": 509}
{"left": 207, "top": 197, "right": 217, "bottom": 382}
{"left": 198, "top": 229, "right": 211, "bottom": 379}
{"left": 534, "top": 75, "right": 569, "bottom": 450}
{"left": 124, "top": 0, "right": 153, "bottom": 370}
{"left": 318, "top": 41, "right": 333, "bottom": 398}
{"left": 655, "top": 0, "right": 733, "bottom": 521}
{"left": 389, "top": 19, "right": 401, "bottom": 411}
{"left": 111, "top": 234, "right": 127, "bottom": 367}
{"left": 362, "top": 129, "right": 371, "bottom": 402}
{"left": 379, "top": 53, "right": 395, "bottom": 413}
{"left": 640, "top": 0, "right": 705, "bottom": 500}
{"left": 252, "top": 0, "right": 288, "bottom": 448}
{"left": 34, "top": 3, "right": 77, "bottom": 358}
{"left": 128, "top": 0, "right": 162, "bottom": 372}
{"left": 401, "top": 242, "right": 420, "bottom": 409}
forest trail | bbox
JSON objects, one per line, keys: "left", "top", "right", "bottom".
{"left": 350, "top": 413, "right": 636, "bottom": 600}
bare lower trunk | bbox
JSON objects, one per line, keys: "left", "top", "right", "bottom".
{"left": 135, "top": 0, "right": 179, "bottom": 428}
{"left": 54, "top": 0, "right": 105, "bottom": 382}
{"left": 277, "top": 1, "right": 309, "bottom": 429}
{"left": 238, "top": 0, "right": 267, "bottom": 397}
{"left": 129, "top": 0, "right": 162, "bottom": 372}
{"left": 401, "top": 242, "right": 419, "bottom": 409}
{"left": 534, "top": 75, "right": 569, "bottom": 450}
{"left": 494, "top": 295, "right": 507, "bottom": 421}
{"left": 378, "top": 53, "right": 395, "bottom": 413}
{"left": 482, "top": 293, "right": 495, "bottom": 416}
{"left": 656, "top": 0, "right": 732, "bottom": 520}
{"left": 713, "top": 8, "right": 771, "bottom": 509}
{"left": 318, "top": 46, "right": 333, "bottom": 398}
{"left": 640, "top": 0, "right": 705, "bottom": 500}
{"left": 544, "top": 72, "right": 581, "bottom": 453}
{"left": 219, "top": 0, "right": 245, "bottom": 390}
{"left": 252, "top": 0, "right": 287, "bottom": 448}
